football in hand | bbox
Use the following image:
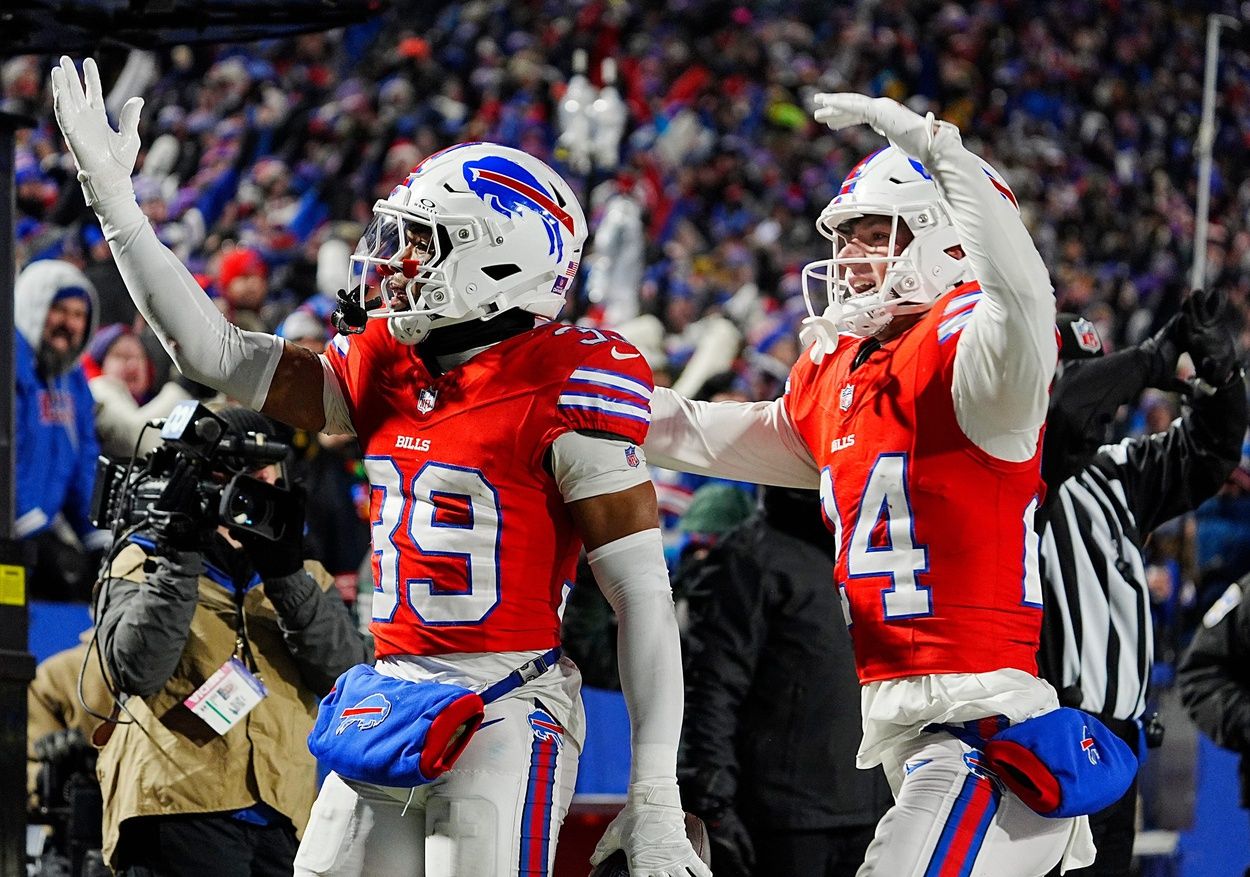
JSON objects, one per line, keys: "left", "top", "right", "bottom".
{"left": 588, "top": 812, "right": 711, "bottom": 876}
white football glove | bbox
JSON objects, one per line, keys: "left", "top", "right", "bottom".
{"left": 813, "top": 92, "right": 939, "bottom": 164}
{"left": 50, "top": 56, "right": 143, "bottom": 206}
{"left": 590, "top": 781, "right": 712, "bottom": 877}
{"left": 799, "top": 313, "right": 840, "bottom": 364}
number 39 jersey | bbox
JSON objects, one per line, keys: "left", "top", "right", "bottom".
{"left": 324, "top": 320, "right": 654, "bottom": 658}
{"left": 784, "top": 283, "right": 1045, "bottom": 684}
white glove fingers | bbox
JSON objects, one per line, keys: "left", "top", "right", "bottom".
{"left": 84, "top": 57, "right": 104, "bottom": 107}
{"left": 57, "top": 56, "right": 86, "bottom": 108}
{"left": 49, "top": 67, "right": 67, "bottom": 119}
{"left": 119, "top": 96, "right": 144, "bottom": 138}
{"left": 817, "top": 93, "right": 866, "bottom": 111}
{"left": 813, "top": 107, "right": 845, "bottom": 126}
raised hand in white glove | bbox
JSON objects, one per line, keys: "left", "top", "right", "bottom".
{"left": 813, "top": 93, "right": 940, "bottom": 164}
{"left": 50, "top": 56, "right": 143, "bottom": 206}
{"left": 590, "top": 781, "right": 712, "bottom": 877}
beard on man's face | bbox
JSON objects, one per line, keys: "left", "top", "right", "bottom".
{"left": 38, "top": 331, "right": 81, "bottom": 376}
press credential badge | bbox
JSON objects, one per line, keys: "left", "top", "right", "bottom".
{"left": 184, "top": 657, "right": 268, "bottom": 735}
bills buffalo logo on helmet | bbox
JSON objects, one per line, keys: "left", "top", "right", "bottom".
{"left": 463, "top": 156, "right": 576, "bottom": 262}
{"left": 336, "top": 693, "right": 392, "bottom": 735}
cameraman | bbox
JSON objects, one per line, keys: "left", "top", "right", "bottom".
{"left": 94, "top": 406, "right": 369, "bottom": 877}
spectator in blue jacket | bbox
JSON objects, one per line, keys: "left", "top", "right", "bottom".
{"left": 14, "top": 259, "right": 109, "bottom": 600}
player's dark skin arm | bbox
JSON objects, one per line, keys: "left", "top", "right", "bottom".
{"left": 568, "top": 481, "right": 661, "bottom": 552}
{"left": 260, "top": 342, "right": 328, "bottom": 432}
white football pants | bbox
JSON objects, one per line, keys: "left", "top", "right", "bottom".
{"left": 856, "top": 730, "right": 1084, "bottom": 877}
{"left": 294, "top": 661, "right": 584, "bottom": 877}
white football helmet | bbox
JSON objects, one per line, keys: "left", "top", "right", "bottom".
{"left": 802, "top": 146, "right": 1009, "bottom": 337}
{"left": 349, "top": 142, "right": 588, "bottom": 344}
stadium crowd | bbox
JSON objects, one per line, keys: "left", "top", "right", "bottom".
{"left": 11, "top": 0, "right": 1249, "bottom": 630}
{"left": 10, "top": 1, "right": 1250, "bottom": 872}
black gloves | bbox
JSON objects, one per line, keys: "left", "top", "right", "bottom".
{"left": 1180, "top": 287, "right": 1240, "bottom": 388}
{"left": 148, "top": 515, "right": 206, "bottom": 554}
{"left": 231, "top": 484, "right": 307, "bottom": 580}
{"left": 1138, "top": 313, "right": 1184, "bottom": 390}
{"left": 681, "top": 766, "right": 754, "bottom": 877}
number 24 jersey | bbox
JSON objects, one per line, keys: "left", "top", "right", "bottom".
{"left": 784, "top": 284, "right": 1045, "bottom": 684}
{"left": 324, "top": 320, "right": 653, "bottom": 658}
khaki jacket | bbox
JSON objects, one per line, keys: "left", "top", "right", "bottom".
{"left": 96, "top": 543, "right": 346, "bottom": 867}
{"left": 27, "top": 636, "right": 114, "bottom": 802}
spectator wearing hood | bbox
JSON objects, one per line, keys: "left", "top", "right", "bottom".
{"left": 82, "top": 323, "right": 191, "bottom": 459}
{"left": 14, "top": 259, "right": 109, "bottom": 600}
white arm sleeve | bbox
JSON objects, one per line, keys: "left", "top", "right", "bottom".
{"left": 550, "top": 431, "right": 651, "bottom": 502}
{"left": 93, "top": 194, "right": 285, "bottom": 411}
{"left": 317, "top": 354, "right": 356, "bottom": 436}
{"left": 926, "top": 124, "right": 1057, "bottom": 462}
{"left": 587, "top": 528, "right": 684, "bottom": 783}
{"left": 645, "top": 387, "right": 820, "bottom": 488}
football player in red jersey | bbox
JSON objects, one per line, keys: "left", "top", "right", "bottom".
{"left": 52, "top": 57, "right": 709, "bottom": 877}
{"left": 643, "top": 95, "right": 1097, "bottom": 875}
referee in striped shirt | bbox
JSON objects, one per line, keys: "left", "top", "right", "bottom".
{"left": 1037, "top": 287, "right": 1246, "bottom": 875}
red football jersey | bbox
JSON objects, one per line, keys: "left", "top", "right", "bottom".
{"left": 325, "top": 320, "right": 653, "bottom": 657}
{"left": 785, "top": 283, "right": 1045, "bottom": 684}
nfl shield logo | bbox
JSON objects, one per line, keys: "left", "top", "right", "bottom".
{"left": 417, "top": 387, "right": 437, "bottom": 414}
{"left": 839, "top": 384, "right": 854, "bottom": 411}
{"left": 1072, "top": 318, "right": 1102, "bottom": 355}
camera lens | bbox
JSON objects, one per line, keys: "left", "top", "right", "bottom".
{"left": 227, "top": 490, "right": 259, "bottom": 525}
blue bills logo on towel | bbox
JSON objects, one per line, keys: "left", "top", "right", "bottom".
{"left": 336, "top": 693, "right": 392, "bottom": 734}
{"left": 1081, "top": 726, "right": 1100, "bottom": 765}
{"left": 931, "top": 707, "right": 1138, "bottom": 819}
{"left": 310, "top": 664, "right": 485, "bottom": 787}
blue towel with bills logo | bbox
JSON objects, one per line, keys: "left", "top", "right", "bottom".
{"left": 930, "top": 707, "right": 1138, "bottom": 818}
{"left": 309, "top": 664, "right": 485, "bottom": 787}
